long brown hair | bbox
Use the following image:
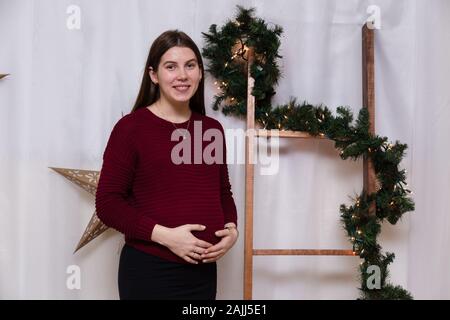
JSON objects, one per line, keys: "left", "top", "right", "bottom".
{"left": 131, "top": 30, "right": 206, "bottom": 115}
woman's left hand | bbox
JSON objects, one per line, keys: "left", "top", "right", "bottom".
{"left": 201, "top": 227, "right": 238, "bottom": 263}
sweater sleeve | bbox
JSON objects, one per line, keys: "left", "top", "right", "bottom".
{"left": 95, "top": 117, "right": 157, "bottom": 241}
{"left": 218, "top": 123, "right": 238, "bottom": 227}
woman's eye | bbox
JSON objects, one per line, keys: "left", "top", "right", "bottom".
{"left": 188, "top": 63, "right": 196, "bottom": 68}
{"left": 167, "top": 65, "right": 175, "bottom": 70}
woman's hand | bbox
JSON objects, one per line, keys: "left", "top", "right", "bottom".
{"left": 151, "top": 224, "right": 213, "bottom": 264}
{"left": 200, "top": 226, "right": 239, "bottom": 263}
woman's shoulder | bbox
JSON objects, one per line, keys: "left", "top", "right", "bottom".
{"left": 110, "top": 110, "right": 142, "bottom": 137}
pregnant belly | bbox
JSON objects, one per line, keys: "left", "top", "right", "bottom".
{"left": 154, "top": 208, "right": 225, "bottom": 246}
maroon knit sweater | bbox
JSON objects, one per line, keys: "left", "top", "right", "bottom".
{"left": 95, "top": 107, "right": 238, "bottom": 264}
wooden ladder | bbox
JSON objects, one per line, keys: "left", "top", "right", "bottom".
{"left": 243, "top": 25, "right": 376, "bottom": 299}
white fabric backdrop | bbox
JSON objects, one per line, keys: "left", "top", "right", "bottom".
{"left": 0, "top": 0, "right": 449, "bottom": 299}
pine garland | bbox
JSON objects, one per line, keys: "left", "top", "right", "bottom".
{"left": 202, "top": 5, "right": 415, "bottom": 300}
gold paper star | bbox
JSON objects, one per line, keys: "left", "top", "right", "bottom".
{"left": 49, "top": 167, "right": 110, "bottom": 253}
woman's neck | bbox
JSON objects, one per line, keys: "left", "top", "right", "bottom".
{"left": 154, "top": 97, "right": 191, "bottom": 122}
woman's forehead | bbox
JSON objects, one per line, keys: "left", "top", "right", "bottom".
{"left": 161, "top": 46, "right": 197, "bottom": 63}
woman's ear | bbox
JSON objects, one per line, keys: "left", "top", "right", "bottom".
{"left": 149, "top": 67, "right": 158, "bottom": 85}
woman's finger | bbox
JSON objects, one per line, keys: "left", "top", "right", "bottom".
{"left": 184, "top": 255, "right": 199, "bottom": 264}
{"left": 202, "top": 249, "right": 225, "bottom": 259}
{"left": 188, "top": 251, "right": 202, "bottom": 260}
{"left": 195, "top": 240, "right": 213, "bottom": 248}
{"left": 215, "top": 229, "right": 230, "bottom": 237}
{"left": 203, "top": 253, "right": 224, "bottom": 263}
{"left": 203, "top": 242, "right": 225, "bottom": 254}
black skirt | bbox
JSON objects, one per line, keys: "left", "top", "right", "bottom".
{"left": 118, "top": 244, "right": 217, "bottom": 300}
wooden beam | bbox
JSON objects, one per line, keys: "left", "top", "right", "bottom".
{"left": 254, "top": 249, "right": 356, "bottom": 256}
{"left": 256, "top": 129, "right": 328, "bottom": 139}
{"left": 244, "top": 47, "right": 256, "bottom": 300}
{"left": 362, "top": 24, "right": 377, "bottom": 212}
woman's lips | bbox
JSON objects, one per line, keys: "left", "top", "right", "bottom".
{"left": 173, "top": 85, "right": 190, "bottom": 92}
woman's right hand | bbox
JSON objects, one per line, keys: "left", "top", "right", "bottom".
{"left": 151, "top": 224, "right": 213, "bottom": 264}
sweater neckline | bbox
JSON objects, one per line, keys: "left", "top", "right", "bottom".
{"left": 144, "top": 106, "right": 193, "bottom": 126}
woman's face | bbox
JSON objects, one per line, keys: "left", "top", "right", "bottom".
{"left": 149, "top": 46, "right": 202, "bottom": 105}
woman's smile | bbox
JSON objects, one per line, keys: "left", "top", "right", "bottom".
{"left": 172, "top": 84, "right": 191, "bottom": 93}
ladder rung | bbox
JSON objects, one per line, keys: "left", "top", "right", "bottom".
{"left": 256, "top": 129, "right": 328, "bottom": 139}
{"left": 253, "top": 249, "right": 356, "bottom": 256}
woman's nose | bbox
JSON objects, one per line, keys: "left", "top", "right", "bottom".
{"left": 177, "top": 68, "right": 188, "bottom": 79}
